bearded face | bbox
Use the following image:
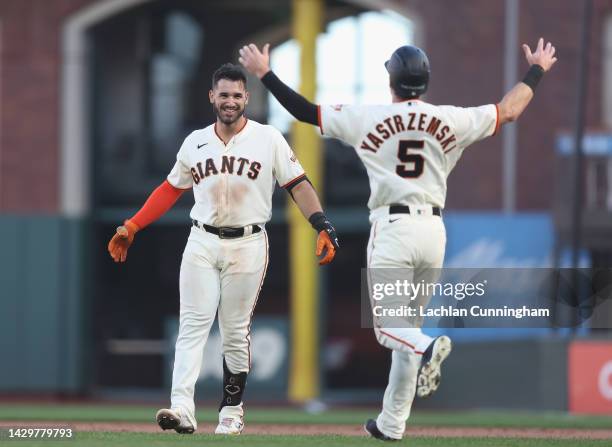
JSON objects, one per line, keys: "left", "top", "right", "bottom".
{"left": 209, "top": 79, "right": 248, "bottom": 125}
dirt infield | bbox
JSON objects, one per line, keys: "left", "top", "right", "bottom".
{"left": 2, "top": 421, "right": 612, "bottom": 439}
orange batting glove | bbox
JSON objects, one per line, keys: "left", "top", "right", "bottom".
{"left": 309, "top": 212, "right": 340, "bottom": 266}
{"left": 316, "top": 230, "right": 337, "bottom": 265}
{"left": 108, "top": 219, "right": 139, "bottom": 263}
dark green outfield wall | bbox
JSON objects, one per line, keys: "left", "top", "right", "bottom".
{"left": 0, "top": 215, "right": 89, "bottom": 392}
{"left": 0, "top": 215, "right": 575, "bottom": 411}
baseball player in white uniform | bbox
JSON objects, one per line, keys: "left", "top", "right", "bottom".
{"left": 107, "top": 63, "right": 339, "bottom": 435}
{"left": 239, "top": 38, "right": 557, "bottom": 440}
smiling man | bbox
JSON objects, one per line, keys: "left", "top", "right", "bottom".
{"left": 107, "top": 63, "right": 339, "bottom": 435}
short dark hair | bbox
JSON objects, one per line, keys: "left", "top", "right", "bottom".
{"left": 212, "top": 63, "right": 247, "bottom": 89}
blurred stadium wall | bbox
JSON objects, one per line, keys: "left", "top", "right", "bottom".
{"left": 0, "top": 0, "right": 610, "bottom": 413}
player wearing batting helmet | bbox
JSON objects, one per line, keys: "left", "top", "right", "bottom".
{"left": 385, "top": 45, "right": 430, "bottom": 99}
{"left": 108, "top": 63, "right": 339, "bottom": 436}
{"left": 240, "top": 38, "right": 557, "bottom": 441}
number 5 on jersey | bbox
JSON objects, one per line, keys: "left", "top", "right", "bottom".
{"left": 396, "top": 140, "right": 424, "bottom": 178}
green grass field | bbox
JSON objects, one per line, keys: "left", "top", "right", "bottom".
{"left": 0, "top": 404, "right": 610, "bottom": 447}
{"left": 2, "top": 433, "right": 610, "bottom": 447}
{"left": 1, "top": 404, "right": 611, "bottom": 429}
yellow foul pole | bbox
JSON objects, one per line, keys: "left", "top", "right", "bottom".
{"left": 288, "top": 0, "right": 323, "bottom": 403}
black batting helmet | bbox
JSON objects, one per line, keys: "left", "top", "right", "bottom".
{"left": 385, "top": 45, "right": 430, "bottom": 99}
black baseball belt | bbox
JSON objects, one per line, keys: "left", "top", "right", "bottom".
{"left": 389, "top": 205, "right": 442, "bottom": 216}
{"left": 192, "top": 220, "right": 262, "bottom": 239}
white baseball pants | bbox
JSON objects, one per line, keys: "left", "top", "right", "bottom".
{"left": 170, "top": 226, "right": 269, "bottom": 417}
{"left": 367, "top": 208, "right": 446, "bottom": 439}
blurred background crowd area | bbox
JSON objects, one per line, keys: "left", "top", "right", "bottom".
{"left": 0, "top": 0, "right": 611, "bottom": 416}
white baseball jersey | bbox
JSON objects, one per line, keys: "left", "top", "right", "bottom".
{"left": 319, "top": 100, "right": 499, "bottom": 210}
{"left": 167, "top": 119, "right": 305, "bottom": 227}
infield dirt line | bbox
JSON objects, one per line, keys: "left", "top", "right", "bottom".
{"left": 1, "top": 422, "right": 611, "bottom": 440}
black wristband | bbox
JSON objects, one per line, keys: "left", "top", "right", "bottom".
{"left": 309, "top": 212, "right": 340, "bottom": 250}
{"left": 522, "top": 64, "right": 544, "bottom": 92}
{"left": 308, "top": 212, "right": 328, "bottom": 233}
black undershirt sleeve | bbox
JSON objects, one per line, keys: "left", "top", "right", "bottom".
{"left": 260, "top": 71, "right": 319, "bottom": 126}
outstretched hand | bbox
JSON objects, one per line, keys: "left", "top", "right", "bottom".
{"left": 522, "top": 38, "right": 558, "bottom": 72}
{"left": 239, "top": 43, "right": 271, "bottom": 79}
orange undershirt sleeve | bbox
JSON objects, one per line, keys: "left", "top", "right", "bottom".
{"left": 129, "top": 180, "right": 187, "bottom": 230}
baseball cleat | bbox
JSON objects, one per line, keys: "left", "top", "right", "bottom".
{"left": 215, "top": 402, "right": 245, "bottom": 435}
{"left": 416, "top": 335, "right": 452, "bottom": 398}
{"left": 155, "top": 408, "right": 196, "bottom": 434}
{"left": 215, "top": 416, "right": 244, "bottom": 435}
{"left": 364, "top": 419, "right": 400, "bottom": 441}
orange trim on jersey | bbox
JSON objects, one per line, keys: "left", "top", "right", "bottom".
{"left": 317, "top": 105, "right": 324, "bottom": 134}
{"left": 492, "top": 103, "right": 500, "bottom": 136}
{"left": 378, "top": 329, "right": 424, "bottom": 355}
{"left": 246, "top": 231, "right": 269, "bottom": 369}
{"left": 214, "top": 117, "right": 249, "bottom": 146}
{"left": 281, "top": 173, "right": 306, "bottom": 189}
{"left": 130, "top": 180, "right": 186, "bottom": 230}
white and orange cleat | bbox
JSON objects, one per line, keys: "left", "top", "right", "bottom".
{"left": 215, "top": 402, "right": 244, "bottom": 435}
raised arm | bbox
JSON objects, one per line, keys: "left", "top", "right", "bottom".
{"left": 239, "top": 43, "right": 319, "bottom": 126}
{"left": 497, "top": 38, "right": 558, "bottom": 125}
